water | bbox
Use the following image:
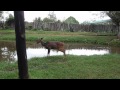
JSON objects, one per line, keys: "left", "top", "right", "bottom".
{"left": 0, "top": 41, "right": 120, "bottom": 62}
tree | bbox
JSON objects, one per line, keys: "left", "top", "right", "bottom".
{"left": 0, "top": 11, "right": 3, "bottom": 21}
{"left": 48, "top": 11, "right": 57, "bottom": 22}
{"left": 81, "top": 21, "right": 91, "bottom": 25}
{"left": 0, "top": 11, "right": 4, "bottom": 28}
{"left": 38, "top": 17, "right": 42, "bottom": 22}
{"left": 43, "top": 11, "right": 57, "bottom": 23}
{"left": 5, "top": 14, "right": 14, "bottom": 28}
{"left": 14, "top": 11, "right": 29, "bottom": 79}
{"left": 33, "top": 17, "right": 43, "bottom": 30}
{"left": 64, "top": 16, "right": 79, "bottom": 24}
{"left": 43, "top": 17, "right": 54, "bottom": 23}
{"left": 33, "top": 17, "right": 42, "bottom": 22}
{"left": 103, "top": 11, "right": 120, "bottom": 39}
{"left": 56, "top": 20, "right": 61, "bottom": 23}
{"left": 0, "top": 11, "right": 10, "bottom": 29}
{"left": 106, "top": 11, "right": 120, "bottom": 26}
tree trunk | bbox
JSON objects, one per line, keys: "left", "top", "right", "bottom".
{"left": 14, "top": 11, "right": 29, "bottom": 79}
{"left": 117, "top": 25, "right": 120, "bottom": 40}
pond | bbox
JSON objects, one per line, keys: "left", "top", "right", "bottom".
{"left": 0, "top": 41, "right": 120, "bottom": 62}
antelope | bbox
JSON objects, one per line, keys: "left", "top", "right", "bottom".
{"left": 36, "top": 38, "right": 66, "bottom": 56}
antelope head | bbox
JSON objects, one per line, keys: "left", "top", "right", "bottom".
{"left": 36, "top": 38, "right": 43, "bottom": 44}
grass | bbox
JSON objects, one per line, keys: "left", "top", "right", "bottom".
{"left": 0, "top": 29, "right": 120, "bottom": 79}
{"left": 28, "top": 54, "right": 120, "bottom": 79}
{"left": 0, "top": 29, "right": 119, "bottom": 46}
{"left": 0, "top": 61, "right": 18, "bottom": 79}
{"left": 0, "top": 54, "right": 120, "bottom": 79}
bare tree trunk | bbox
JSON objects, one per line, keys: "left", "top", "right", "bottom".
{"left": 117, "top": 25, "right": 120, "bottom": 40}
{"left": 14, "top": 11, "right": 29, "bottom": 79}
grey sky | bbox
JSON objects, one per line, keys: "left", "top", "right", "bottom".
{"left": 5, "top": 11, "right": 110, "bottom": 23}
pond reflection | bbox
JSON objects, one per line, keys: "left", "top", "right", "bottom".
{"left": 0, "top": 41, "right": 120, "bottom": 62}
{"left": 13, "top": 47, "right": 109, "bottom": 61}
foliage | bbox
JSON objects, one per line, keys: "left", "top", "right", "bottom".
{"left": 108, "top": 39, "right": 120, "bottom": 46}
{"left": 106, "top": 11, "right": 120, "bottom": 39}
{"left": 81, "top": 21, "right": 91, "bottom": 25}
{"left": 0, "top": 11, "right": 3, "bottom": 21}
{"left": 25, "top": 21, "right": 33, "bottom": 30}
{"left": 42, "top": 11, "right": 57, "bottom": 23}
{"left": 5, "top": 14, "right": 14, "bottom": 28}
{"left": 106, "top": 11, "right": 120, "bottom": 26}
{"left": 33, "top": 17, "right": 42, "bottom": 22}
{"left": 101, "top": 11, "right": 120, "bottom": 39}
{"left": 48, "top": 11, "right": 57, "bottom": 22}
{"left": 64, "top": 16, "right": 79, "bottom": 24}
{"left": 56, "top": 20, "right": 61, "bottom": 23}
{"left": 43, "top": 17, "right": 54, "bottom": 23}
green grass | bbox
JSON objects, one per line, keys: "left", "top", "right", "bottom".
{"left": 0, "top": 61, "right": 18, "bottom": 79}
{"left": 0, "top": 29, "right": 119, "bottom": 46}
{"left": 0, "top": 54, "right": 120, "bottom": 79}
{"left": 0, "top": 30, "right": 120, "bottom": 79}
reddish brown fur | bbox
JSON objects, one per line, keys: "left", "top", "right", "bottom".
{"left": 36, "top": 38, "right": 66, "bottom": 56}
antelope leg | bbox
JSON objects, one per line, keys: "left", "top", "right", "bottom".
{"left": 47, "top": 48, "right": 50, "bottom": 56}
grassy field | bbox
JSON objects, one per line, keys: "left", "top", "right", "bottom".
{"left": 0, "top": 29, "right": 120, "bottom": 79}
{"left": 0, "top": 29, "right": 119, "bottom": 46}
{"left": 0, "top": 54, "right": 120, "bottom": 79}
